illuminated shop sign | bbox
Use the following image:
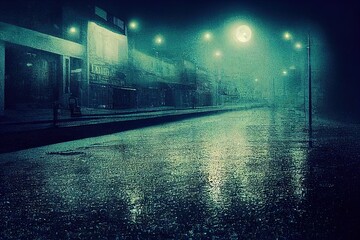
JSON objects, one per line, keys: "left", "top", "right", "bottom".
{"left": 90, "top": 64, "right": 110, "bottom": 76}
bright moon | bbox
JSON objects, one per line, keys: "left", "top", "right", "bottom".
{"left": 236, "top": 25, "right": 252, "bottom": 43}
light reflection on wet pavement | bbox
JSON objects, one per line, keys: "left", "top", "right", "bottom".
{"left": 0, "top": 108, "right": 359, "bottom": 239}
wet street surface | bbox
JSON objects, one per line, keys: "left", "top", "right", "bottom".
{"left": 0, "top": 108, "right": 359, "bottom": 239}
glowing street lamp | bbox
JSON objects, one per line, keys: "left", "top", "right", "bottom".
{"left": 128, "top": 20, "right": 140, "bottom": 50}
{"left": 214, "top": 50, "right": 222, "bottom": 58}
{"left": 129, "top": 20, "right": 138, "bottom": 30}
{"left": 68, "top": 26, "right": 77, "bottom": 34}
{"left": 295, "top": 42, "right": 303, "bottom": 50}
{"left": 67, "top": 26, "right": 79, "bottom": 41}
{"left": 154, "top": 35, "right": 164, "bottom": 45}
{"left": 213, "top": 49, "right": 223, "bottom": 105}
{"left": 283, "top": 31, "right": 292, "bottom": 40}
{"left": 203, "top": 31, "right": 212, "bottom": 41}
{"left": 153, "top": 35, "right": 164, "bottom": 58}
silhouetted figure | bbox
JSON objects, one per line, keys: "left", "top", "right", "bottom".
{"left": 192, "top": 94, "right": 196, "bottom": 109}
{"left": 69, "top": 94, "right": 82, "bottom": 117}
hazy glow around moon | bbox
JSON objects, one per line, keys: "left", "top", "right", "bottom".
{"left": 236, "top": 25, "right": 252, "bottom": 43}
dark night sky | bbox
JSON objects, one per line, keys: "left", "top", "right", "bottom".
{"left": 94, "top": 0, "right": 359, "bottom": 66}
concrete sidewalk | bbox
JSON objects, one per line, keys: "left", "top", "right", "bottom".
{"left": 0, "top": 103, "right": 265, "bottom": 153}
{"left": 0, "top": 106, "right": 184, "bottom": 133}
{"left": 0, "top": 104, "right": 265, "bottom": 133}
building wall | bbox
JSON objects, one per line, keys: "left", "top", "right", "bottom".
{"left": 130, "top": 49, "right": 200, "bottom": 108}
{"left": 87, "top": 21, "right": 129, "bottom": 108}
{"left": 131, "top": 50, "right": 177, "bottom": 83}
{"left": 195, "top": 67, "right": 216, "bottom": 106}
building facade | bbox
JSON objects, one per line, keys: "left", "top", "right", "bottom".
{"left": 0, "top": 3, "right": 129, "bottom": 115}
{"left": 0, "top": 2, "right": 240, "bottom": 117}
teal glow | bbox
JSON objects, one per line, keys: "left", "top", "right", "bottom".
{"left": 204, "top": 32, "right": 212, "bottom": 41}
{"left": 283, "top": 31, "right": 292, "bottom": 40}
{"left": 154, "top": 35, "right": 164, "bottom": 45}
{"left": 214, "top": 50, "right": 222, "bottom": 58}
{"left": 295, "top": 42, "right": 303, "bottom": 49}
{"left": 129, "top": 20, "right": 138, "bottom": 30}
{"left": 69, "top": 27, "right": 77, "bottom": 34}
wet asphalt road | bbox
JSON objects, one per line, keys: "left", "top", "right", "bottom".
{"left": 0, "top": 108, "right": 359, "bottom": 239}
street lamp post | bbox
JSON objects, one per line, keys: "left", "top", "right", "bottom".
{"left": 128, "top": 20, "right": 140, "bottom": 109}
{"left": 307, "top": 33, "right": 312, "bottom": 146}
{"left": 214, "top": 50, "right": 222, "bottom": 106}
{"left": 128, "top": 20, "right": 139, "bottom": 49}
{"left": 199, "top": 31, "right": 215, "bottom": 106}
{"left": 283, "top": 30, "right": 313, "bottom": 146}
{"left": 200, "top": 31, "right": 213, "bottom": 71}
{"left": 282, "top": 70, "right": 288, "bottom": 98}
{"left": 154, "top": 35, "right": 164, "bottom": 58}
{"left": 203, "top": 32, "right": 212, "bottom": 42}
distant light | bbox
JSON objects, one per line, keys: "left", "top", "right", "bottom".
{"left": 214, "top": 50, "right": 222, "bottom": 58}
{"left": 129, "top": 20, "right": 138, "bottom": 30}
{"left": 255, "top": 78, "right": 259, "bottom": 82}
{"left": 204, "top": 32, "right": 212, "bottom": 41}
{"left": 235, "top": 25, "right": 252, "bottom": 43}
{"left": 282, "top": 70, "right": 288, "bottom": 75}
{"left": 283, "top": 32, "right": 292, "bottom": 40}
{"left": 295, "top": 42, "right": 303, "bottom": 49}
{"left": 26, "top": 63, "right": 33, "bottom": 67}
{"left": 69, "top": 27, "right": 77, "bottom": 34}
{"left": 154, "top": 35, "right": 164, "bottom": 45}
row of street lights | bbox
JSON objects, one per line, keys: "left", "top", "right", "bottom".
{"left": 283, "top": 30, "right": 313, "bottom": 145}
{"left": 127, "top": 19, "right": 312, "bottom": 144}
{"left": 128, "top": 19, "right": 253, "bottom": 60}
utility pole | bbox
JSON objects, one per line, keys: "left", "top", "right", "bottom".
{"left": 307, "top": 33, "right": 312, "bottom": 147}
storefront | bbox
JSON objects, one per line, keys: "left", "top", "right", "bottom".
{"left": 5, "top": 45, "right": 60, "bottom": 108}
{"left": 4, "top": 44, "right": 86, "bottom": 110}
{"left": 0, "top": 21, "right": 85, "bottom": 114}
